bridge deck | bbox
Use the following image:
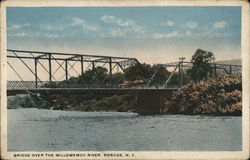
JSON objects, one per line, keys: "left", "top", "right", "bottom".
{"left": 7, "top": 88, "right": 178, "bottom": 96}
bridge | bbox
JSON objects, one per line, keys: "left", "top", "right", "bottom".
{"left": 6, "top": 49, "right": 242, "bottom": 114}
{"left": 7, "top": 49, "right": 141, "bottom": 88}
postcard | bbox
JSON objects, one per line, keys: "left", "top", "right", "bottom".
{"left": 1, "top": 0, "right": 249, "bottom": 159}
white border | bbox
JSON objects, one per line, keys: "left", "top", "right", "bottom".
{"left": 1, "top": 0, "right": 249, "bottom": 159}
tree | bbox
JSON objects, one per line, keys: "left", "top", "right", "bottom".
{"left": 71, "top": 66, "right": 108, "bottom": 87}
{"left": 124, "top": 63, "right": 153, "bottom": 82}
{"left": 110, "top": 72, "right": 125, "bottom": 84}
{"left": 151, "top": 64, "right": 171, "bottom": 85}
{"left": 187, "top": 49, "right": 215, "bottom": 82}
{"left": 43, "top": 66, "right": 127, "bottom": 88}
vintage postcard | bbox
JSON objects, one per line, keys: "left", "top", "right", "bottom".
{"left": 1, "top": 0, "right": 249, "bottom": 159}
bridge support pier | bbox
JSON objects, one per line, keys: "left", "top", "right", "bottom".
{"left": 136, "top": 89, "right": 174, "bottom": 114}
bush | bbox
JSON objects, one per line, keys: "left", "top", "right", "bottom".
{"left": 8, "top": 94, "right": 49, "bottom": 109}
{"left": 165, "top": 74, "right": 242, "bottom": 115}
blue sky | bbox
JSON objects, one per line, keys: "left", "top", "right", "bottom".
{"left": 7, "top": 6, "right": 241, "bottom": 64}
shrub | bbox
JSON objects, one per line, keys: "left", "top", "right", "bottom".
{"left": 165, "top": 74, "right": 242, "bottom": 115}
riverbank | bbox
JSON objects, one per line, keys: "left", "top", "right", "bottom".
{"left": 165, "top": 74, "right": 242, "bottom": 116}
{"left": 70, "top": 94, "right": 136, "bottom": 112}
{"left": 8, "top": 93, "right": 137, "bottom": 112}
{"left": 7, "top": 74, "right": 242, "bottom": 116}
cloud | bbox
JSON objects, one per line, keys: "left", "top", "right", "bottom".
{"left": 152, "top": 31, "right": 179, "bottom": 39}
{"left": 8, "top": 30, "right": 63, "bottom": 39}
{"left": 101, "top": 15, "right": 144, "bottom": 34}
{"left": 184, "top": 21, "right": 198, "bottom": 29}
{"left": 111, "top": 29, "right": 126, "bottom": 37}
{"left": 40, "top": 17, "right": 99, "bottom": 32}
{"left": 40, "top": 24, "right": 64, "bottom": 31}
{"left": 9, "top": 32, "right": 29, "bottom": 37}
{"left": 162, "top": 20, "right": 175, "bottom": 27}
{"left": 101, "top": 15, "right": 115, "bottom": 23}
{"left": 186, "top": 31, "right": 192, "bottom": 36}
{"left": 8, "top": 23, "right": 30, "bottom": 30}
{"left": 46, "top": 34, "right": 63, "bottom": 39}
{"left": 150, "top": 28, "right": 230, "bottom": 39}
{"left": 71, "top": 17, "right": 99, "bottom": 31}
{"left": 195, "top": 31, "right": 231, "bottom": 38}
{"left": 213, "top": 20, "right": 227, "bottom": 29}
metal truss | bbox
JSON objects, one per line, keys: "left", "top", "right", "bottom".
{"left": 7, "top": 49, "right": 140, "bottom": 88}
{"left": 162, "top": 61, "right": 241, "bottom": 74}
{"left": 7, "top": 49, "right": 241, "bottom": 89}
{"left": 147, "top": 61, "right": 242, "bottom": 88}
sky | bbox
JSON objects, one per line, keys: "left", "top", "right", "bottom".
{"left": 7, "top": 6, "right": 241, "bottom": 65}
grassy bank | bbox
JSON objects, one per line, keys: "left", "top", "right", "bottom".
{"left": 165, "top": 74, "right": 242, "bottom": 116}
{"left": 8, "top": 94, "right": 49, "bottom": 109}
{"left": 8, "top": 93, "right": 137, "bottom": 112}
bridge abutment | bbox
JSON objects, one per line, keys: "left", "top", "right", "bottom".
{"left": 136, "top": 89, "right": 176, "bottom": 114}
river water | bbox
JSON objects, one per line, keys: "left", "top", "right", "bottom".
{"left": 8, "top": 108, "right": 241, "bottom": 151}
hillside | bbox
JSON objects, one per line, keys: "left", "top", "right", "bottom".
{"left": 216, "top": 59, "right": 241, "bottom": 65}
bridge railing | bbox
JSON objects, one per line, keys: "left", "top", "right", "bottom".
{"left": 7, "top": 80, "right": 180, "bottom": 90}
{"left": 7, "top": 81, "right": 49, "bottom": 89}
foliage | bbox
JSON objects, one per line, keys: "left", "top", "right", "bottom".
{"left": 72, "top": 94, "right": 136, "bottom": 112}
{"left": 187, "top": 49, "right": 215, "bottom": 82}
{"left": 110, "top": 72, "right": 125, "bottom": 85}
{"left": 39, "top": 91, "right": 136, "bottom": 112}
{"left": 166, "top": 72, "right": 190, "bottom": 87}
{"left": 124, "top": 63, "right": 185, "bottom": 86}
{"left": 165, "top": 74, "right": 242, "bottom": 115}
{"left": 43, "top": 66, "right": 126, "bottom": 88}
{"left": 8, "top": 94, "right": 49, "bottom": 109}
{"left": 150, "top": 64, "right": 171, "bottom": 85}
{"left": 43, "top": 62, "right": 188, "bottom": 88}
{"left": 124, "top": 63, "right": 153, "bottom": 82}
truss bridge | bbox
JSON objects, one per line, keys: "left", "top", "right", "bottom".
{"left": 6, "top": 49, "right": 242, "bottom": 114}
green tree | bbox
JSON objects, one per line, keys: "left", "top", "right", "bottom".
{"left": 187, "top": 49, "right": 215, "bottom": 82}
{"left": 124, "top": 63, "right": 153, "bottom": 82}
{"left": 43, "top": 66, "right": 127, "bottom": 88}
{"left": 167, "top": 72, "right": 189, "bottom": 87}
{"left": 79, "top": 66, "right": 108, "bottom": 85}
{"left": 110, "top": 72, "right": 125, "bottom": 85}
{"left": 151, "top": 64, "right": 171, "bottom": 85}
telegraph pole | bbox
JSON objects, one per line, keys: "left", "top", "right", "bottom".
{"left": 179, "top": 57, "right": 186, "bottom": 87}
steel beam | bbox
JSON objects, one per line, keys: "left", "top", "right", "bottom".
{"left": 48, "top": 54, "right": 52, "bottom": 83}
{"left": 109, "top": 58, "right": 112, "bottom": 76}
{"left": 36, "top": 54, "right": 47, "bottom": 59}
{"left": 81, "top": 56, "right": 84, "bottom": 75}
{"left": 66, "top": 55, "right": 80, "bottom": 60}
{"left": 65, "top": 60, "right": 68, "bottom": 82}
{"left": 92, "top": 61, "right": 95, "bottom": 71}
{"left": 214, "top": 64, "right": 217, "bottom": 77}
{"left": 7, "top": 62, "right": 23, "bottom": 81}
{"left": 7, "top": 49, "right": 136, "bottom": 60}
{"left": 7, "top": 56, "right": 129, "bottom": 63}
{"left": 11, "top": 51, "right": 37, "bottom": 79}
{"left": 116, "top": 62, "right": 125, "bottom": 72}
{"left": 35, "top": 59, "right": 38, "bottom": 88}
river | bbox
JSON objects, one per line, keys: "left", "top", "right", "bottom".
{"left": 8, "top": 108, "right": 241, "bottom": 151}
